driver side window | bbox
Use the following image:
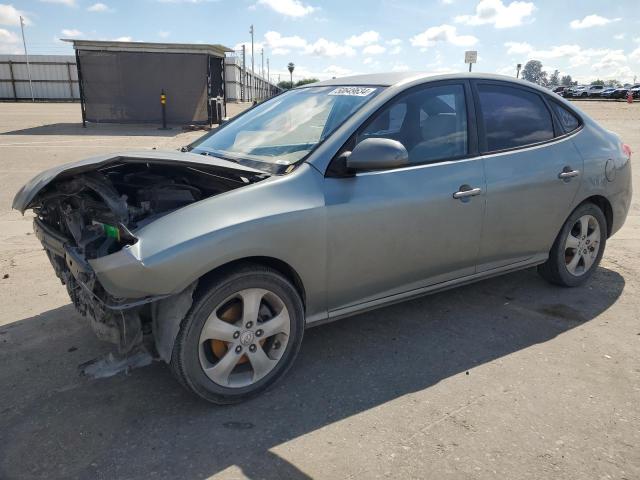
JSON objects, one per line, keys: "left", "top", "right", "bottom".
{"left": 357, "top": 84, "right": 468, "bottom": 165}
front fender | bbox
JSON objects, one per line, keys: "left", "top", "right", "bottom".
{"left": 89, "top": 163, "right": 328, "bottom": 322}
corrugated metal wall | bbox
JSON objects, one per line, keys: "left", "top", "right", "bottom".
{"left": 0, "top": 54, "right": 278, "bottom": 103}
{"left": 0, "top": 55, "right": 79, "bottom": 101}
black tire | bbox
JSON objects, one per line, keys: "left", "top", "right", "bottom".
{"left": 538, "top": 203, "right": 607, "bottom": 287}
{"left": 170, "top": 264, "right": 305, "bottom": 404}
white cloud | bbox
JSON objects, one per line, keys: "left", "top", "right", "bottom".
{"left": 265, "top": 30, "right": 307, "bottom": 49}
{"left": 304, "top": 38, "right": 355, "bottom": 57}
{"left": 158, "top": 30, "right": 170, "bottom": 38}
{"left": 40, "top": 0, "right": 76, "bottom": 6}
{"left": 362, "top": 44, "right": 386, "bottom": 55}
{"left": 386, "top": 38, "right": 402, "bottom": 54}
{"left": 345, "top": 30, "right": 379, "bottom": 47}
{"left": 114, "top": 36, "right": 133, "bottom": 42}
{"left": 614, "top": 33, "right": 625, "bottom": 40}
{"left": 411, "top": 25, "right": 478, "bottom": 48}
{"left": 503, "top": 41, "right": 636, "bottom": 81}
{"left": 0, "top": 27, "right": 20, "bottom": 53}
{"left": 272, "top": 47, "right": 289, "bottom": 55}
{"left": 0, "top": 4, "right": 30, "bottom": 26}
{"left": 570, "top": 15, "right": 621, "bottom": 29}
{"left": 504, "top": 41, "right": 533, "bottom": 55}
{"left": 363, "top": 57, "right": 374, "bottom": 65}
{"left": 455, "top": 0, "right": 535, "bottom": 28}
{"left": 391, "top": 63, "right": 410, "bottom": 72}
{"left": 87, "top": 2, "right": 110, "bottom": 12}
{"left": 629, "top": 47, "right": 640, "bottom": 63}
{"left": 233, "top": 41, "right": 265, "bottom": 53}
{"left": 504, "top": 43, "right": 619, "bottom": 69}
{"left": 61, "top": 28, "right": 83, "bottom": 37}
{"left": 257, "top": 0, "right": 315, "bottom": 17}
{"left": 324, "top": 65, "right": 351, "bottom": 77}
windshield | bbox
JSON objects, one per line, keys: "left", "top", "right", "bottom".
{"left": 190, "top": 86, "right": 382, "bottom": 171}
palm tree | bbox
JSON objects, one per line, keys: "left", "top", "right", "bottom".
{"left": 287, "top": 62, "right": 295, "bottom": 87}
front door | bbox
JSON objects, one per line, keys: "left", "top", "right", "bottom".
{"left": 324, "top": 82, "right": 486, "bottom": 312}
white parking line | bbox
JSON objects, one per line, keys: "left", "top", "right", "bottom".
{"left": 0, "top": 139, "right": 154, "bottom": 147}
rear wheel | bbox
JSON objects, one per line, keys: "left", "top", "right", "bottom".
{"left": 170, "top": 265, "right": 304, "bottom": 404}
{"left": 538, "top": 203, "right": 607, "bottom": 287}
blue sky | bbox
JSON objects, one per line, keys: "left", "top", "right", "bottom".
{"left": 2, "top": 0, "right": 640, "bottom": 83}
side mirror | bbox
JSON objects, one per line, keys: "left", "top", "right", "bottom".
{"left": 346, "top": 138, "right": 409, "bottom": 171}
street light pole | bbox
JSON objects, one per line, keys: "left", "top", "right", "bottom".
{"left": 241, "top": 44, "right": 246, "bottom": 102}
{"left": 249, "top": 24, "right": 254, "bottom": 101}
{"left": 19, "top": 16, "right": 34, "bottom": 102}
{"left": 261, "top": 48, "right": 264, "bottom": 78}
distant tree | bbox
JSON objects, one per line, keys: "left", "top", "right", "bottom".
{"left": 521, "top": 60, "right": 546, "bottom": 85}
{"left": 590, "top": 79, "right": 605, "bottom": 86}
{"left": 549, "top": 69, "right": 560, "bottom": 87}
{"left": 287, "top": 62, "right": 295, "bottom": 85}
{"left": 560, "top": 75, "right": 573, "bottom": 86}
{"left": 295, "top": 78, "right": 319, "bottom": 86}
{"left": 277, "top": 80, "right": 294, "bottom": 90}
{"left": 604, "top": 79, "right": 620, "bottom": 87}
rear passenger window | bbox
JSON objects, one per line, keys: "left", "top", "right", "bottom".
{"left": 550, "top": 101, "right": 580, "bottom": 133}
{"left": 477, "top": 84, "right": 554, "bottom": 152}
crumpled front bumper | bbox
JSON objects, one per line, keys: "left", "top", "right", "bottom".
{"left": 33, "top": 217, "right": 168, "bottom": 310}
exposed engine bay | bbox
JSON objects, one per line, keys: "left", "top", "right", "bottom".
{"left": 26, "top": 158, "right": 267, "bottom": 355}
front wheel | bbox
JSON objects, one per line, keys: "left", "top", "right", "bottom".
{"left": 538, "top": 203, "right": 607, "bottom": 287}
{"left": 170, "top": 264, "right": 305, "bottom": 404}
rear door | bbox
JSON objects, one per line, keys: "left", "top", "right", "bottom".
{"left": 473, "top": 81, "right": 583, "bottom": 271}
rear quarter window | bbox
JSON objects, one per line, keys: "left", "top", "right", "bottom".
{"left": 550, "top": 101, "right": 581, "bottom": 134}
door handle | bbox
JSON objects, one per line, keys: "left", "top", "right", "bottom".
{"left": 453, "top": 186, "right": 482, "bottom": 199}
{"left": 558, "top": 168, "right": 580, "bottom": 179}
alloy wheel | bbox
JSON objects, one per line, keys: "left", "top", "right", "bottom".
{"left": 564, "top": 214, "right": 601, "bottom": 276}
{"left": 198, "top": 288, "right": 291, "bottom": 388}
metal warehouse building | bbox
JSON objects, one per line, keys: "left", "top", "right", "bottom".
{"left": 1, "top": 40, "right": 280, "bottom": 126}
{"left": 65, "top": 39, "right": 233, "bottom": 125}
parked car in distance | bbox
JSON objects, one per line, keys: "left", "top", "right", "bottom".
{"left": 572, "top": 86, "right": 589, "bottom": 97}
{"left": 611, "top": 87, "right": 629, "bottom": 99}
{"left": 587, "top": 85, "right": 605, "bottom": 97}
{"left": 13, "top": 73, "right": 633, "bottom": 404}
{"left": 600, "top": 87, "right": 617, "bottom": 98}
{"left": 630, "top": 84, "right": 640, "bottom": 98}
{"left": 552, "top": 86, "right": 567, "bottom": 95}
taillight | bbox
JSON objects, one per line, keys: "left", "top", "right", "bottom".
{"left": 622, "top": 143, "right": 632, "bottom": 159}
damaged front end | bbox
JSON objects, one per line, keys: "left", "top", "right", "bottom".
{"left": 16, "top": 152, "right": 267, "bottom": 357}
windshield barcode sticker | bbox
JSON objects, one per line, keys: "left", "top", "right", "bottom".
{"left": 328, "top": 87, "right": 377, "bottom": 96}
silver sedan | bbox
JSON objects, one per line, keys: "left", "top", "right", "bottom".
{"left": 13, "top": 73, "right": 633, "bottom": 403}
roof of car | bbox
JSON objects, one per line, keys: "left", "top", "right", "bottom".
{"left": 307, "top": 72, "right": 567, "bottom": 90}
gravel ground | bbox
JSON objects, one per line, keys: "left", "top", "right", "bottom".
{"left": 0, "top": 101, "right": 638, "bottom": 480}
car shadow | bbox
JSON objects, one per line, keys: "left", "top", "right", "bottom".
{"left": 1, "top": 123, "right": 192, "bottom": 138}
{"left": 0, "top": 266, "right": 625, "bottom": 479}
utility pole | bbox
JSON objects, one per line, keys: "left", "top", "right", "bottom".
{"left": 19, "top": 16, "right": 34, "bottom": 102}
{"left": 249, "top": 24, "right": 254, "bottom": 101}
{"left": 261, "top": 48, "right": 264, "bottom": 78}
{"left": 241, "top": 44, "right": 246, "bottom": 102}
{"left": 267, "top": 58, "right": 270, "bottom": 86}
